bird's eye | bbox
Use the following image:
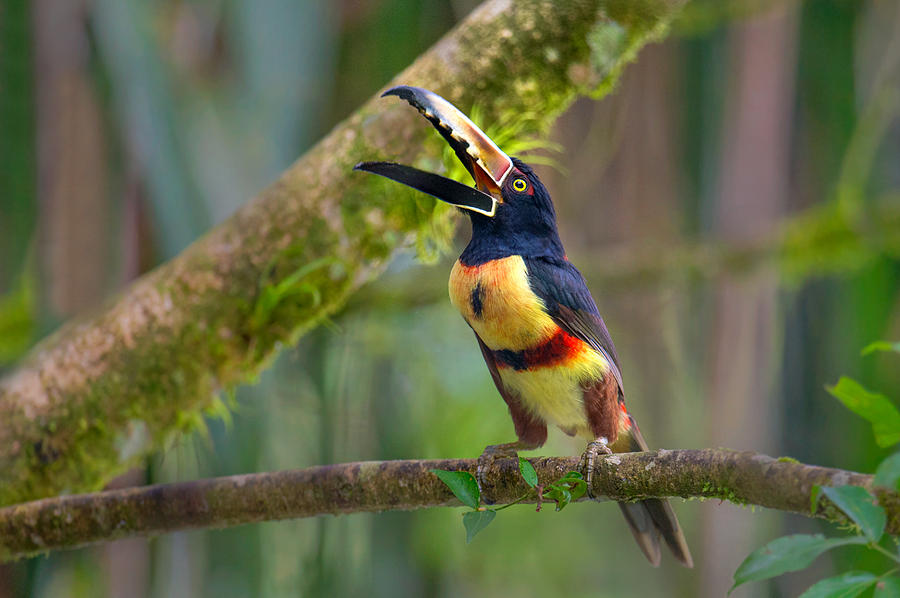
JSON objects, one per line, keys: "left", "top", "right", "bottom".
{"left": 512, "top": 178, "right": 527, "bottom": 192}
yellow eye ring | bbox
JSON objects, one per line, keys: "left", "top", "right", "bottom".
{"left": 512, "top": 178, "right": 527, "bottom": 192}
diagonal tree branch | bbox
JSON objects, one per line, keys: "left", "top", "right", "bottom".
{"left": 0, "top": 0, "right": 686, "bottom": 506}
{"left": 0, "top": 449, "right": 893, "bottom": 563}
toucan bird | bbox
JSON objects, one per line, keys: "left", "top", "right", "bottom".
{"left": 355, "top": 86, "right": 692, "bottom": 568}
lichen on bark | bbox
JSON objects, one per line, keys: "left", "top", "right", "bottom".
{"left": 0, "top": 0, "right": 687, "bottom": 506}
{"left": 0, "top": 449, "right": 891, "bottom": 563}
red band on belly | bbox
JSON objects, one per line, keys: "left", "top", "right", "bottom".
{"left": 493, "top": 329, "right": 586, "bottom": 370}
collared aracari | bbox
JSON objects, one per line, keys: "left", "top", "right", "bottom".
{"left": 355, "top": 86, "right": 692, "bottom": 568}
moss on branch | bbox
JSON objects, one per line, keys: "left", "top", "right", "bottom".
{"left": 0, "top": 0, "right": 686, "bottom": 506}
{"left": 0, "top": 449, "right": 890, "bottom": 563}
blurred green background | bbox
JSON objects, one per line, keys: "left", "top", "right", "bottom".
{"left": 2, "top": 0, "right": 900, "bottom": 596}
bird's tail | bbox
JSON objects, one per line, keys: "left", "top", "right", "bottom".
{"left": 611, "top": 415, "right": 693, "bottom": 568}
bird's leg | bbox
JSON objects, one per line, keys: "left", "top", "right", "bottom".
{"left": 579, "top": 437, "right": 612, "bottom": 499}
{"left": 476, "top": 440, "right": 538, "bottom": 502}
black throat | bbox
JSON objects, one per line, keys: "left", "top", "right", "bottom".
{"left": 458, "top": 158, "right": 565, "bottom": 266}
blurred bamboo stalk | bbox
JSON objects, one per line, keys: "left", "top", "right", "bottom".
{"left": 31, "top": 2, "right": 154, "bottom": 594}
{"left": 33, "top": 0, "right": 109, "bottom": 317}
{"left": 701, "top": 5, "right": 796, "bottom": 596}
{"left": 0, "top": 449, "right": 888, "bottom": 563}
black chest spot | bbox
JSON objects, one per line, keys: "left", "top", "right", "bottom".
{"left": 470, "top": 282, "right": 484, "bottom": 319}
{"left": 494, "top": 348, "right": 528, "bottom": 370}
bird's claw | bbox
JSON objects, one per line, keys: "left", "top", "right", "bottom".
{"left": 579, "top": 438, "right": 612, "bottom": 499}
{"left": 476, "top": 443, "right": 521, "bottom": 503}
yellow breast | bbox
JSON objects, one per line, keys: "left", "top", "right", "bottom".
{"left": 500, "top": 367, "right": 594, "bottom": 435}
{"left": 448, "top": 255, "right": 612, "bottom": 436}
{"left": 449, "top": 256, "right": 558, "bottom": 350}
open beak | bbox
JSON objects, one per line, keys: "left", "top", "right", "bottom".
{"left": 354, "top": 86, "right": 513, "bottom": 217}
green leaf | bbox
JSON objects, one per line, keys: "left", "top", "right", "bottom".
{"left": 463, "top": 510, "right": 496, "bottom": 543}
{"left": 431, "top": 469, "right": 480, "bottom": 509}
{"left": 518, "top": 457, "right": 538, "bottom": 488}
{"left": 820, "top": 486, "right": 886, "bottom": 542}
{"left": 874, "top": 576, "right": 900, "bottom": 597}
{"left": 826, "top": 377, "right": 900, "bottom": 447}
{"left": 811, "top": 485, "right": 823, "bottom": 514}
{"left": 798, "top": 571, "right": 878, "bottom": 598}
{"left": 555, "top": 472, "right": 588, "bottom": 500}
{"left": 862, "top": 341, "right": 900, "bottom": 356}
{"left": 731, "top": 534, "right": 868, "bottom": 593}
{"left": 874, "top": 453, "right": 900, "bottom": 490}
{"left": 565, "top": 477, "right": 588, "bottom": 501}
{"left": 542, "top": 484, "right": 573, "bottom": 511}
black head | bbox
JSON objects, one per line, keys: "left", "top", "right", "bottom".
{"left": 460, "top": 157, "right": 564, "bottom": 265}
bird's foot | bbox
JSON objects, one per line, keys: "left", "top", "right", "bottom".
{"left": 476, "top": 442, "right": 526, "bottom": 503}
{"left": 579, "top": 437, "right": 612, "bottom": 499}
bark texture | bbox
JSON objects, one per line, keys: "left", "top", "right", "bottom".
{"left": 0, "top": 0, "right": 685, "bottom": 506}
{"left": 0, "top": 449, "right": 892, "bottom": 562}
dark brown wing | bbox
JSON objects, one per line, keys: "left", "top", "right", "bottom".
{"left": 473, "top": 331, "right": 547, "bottom": 447}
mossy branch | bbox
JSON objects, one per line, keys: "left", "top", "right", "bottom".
{"left": 0, "top": 0, "right": 686, "bottom": 506}
{"left": 0, "top": 448, "right": 891, "bottom": 563}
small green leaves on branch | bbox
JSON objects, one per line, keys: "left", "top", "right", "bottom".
{"left": 431, "top": 469, "right": 481, "bottom": 510}
{"left": 431, "top": 468, "right": 495, "bottom": 542}
{"left": 431, "top": 461, "right": 589, "bottom": 543}
{"left": 539, "top": 471, "right": 587, "bottom": 512}
{"left": 517, "top": 456, "right": 587, "bottom": 512}
{"left": 463, "top": 511, "right": 496, "bottom": 543}
{"left": 518, "top": 457, "right": 538, "bottom": 488}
